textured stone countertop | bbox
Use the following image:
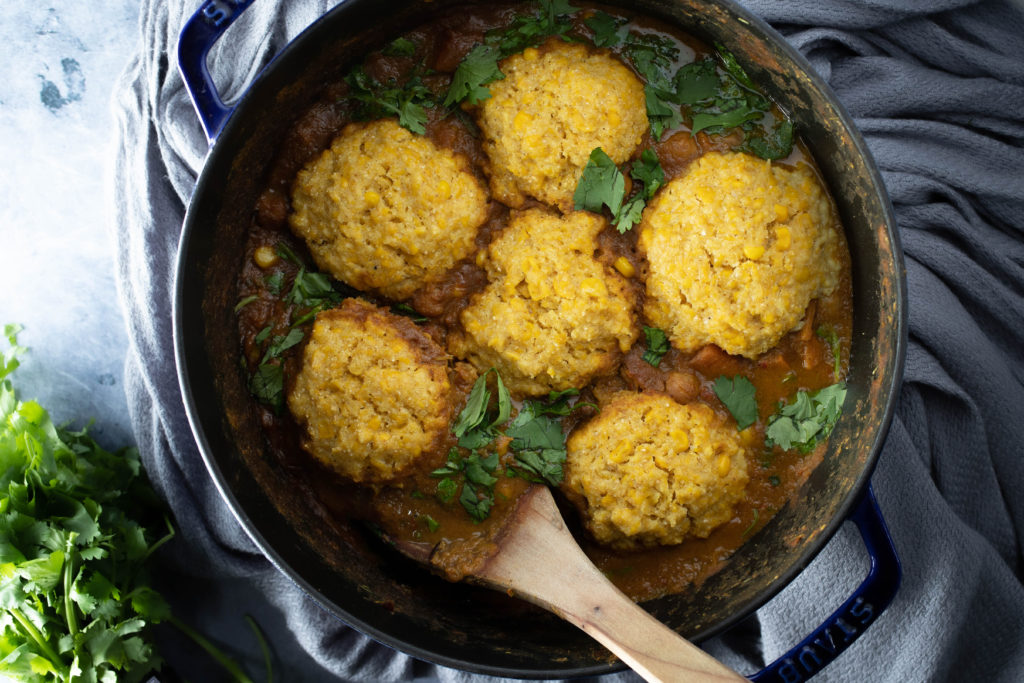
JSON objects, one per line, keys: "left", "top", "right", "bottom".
{"left": 0, "top": 1, "right": 141, "bottom": 448}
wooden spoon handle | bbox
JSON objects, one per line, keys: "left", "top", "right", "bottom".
{"left": 475, "top": 487, "right": 746, "bottom": 683}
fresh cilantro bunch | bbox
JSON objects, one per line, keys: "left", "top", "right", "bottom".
{"left": 0, "top": 325, "right": 171, "bottom": 681}
{"left": 432, "top": 370, "right": 585, "bottom": 522}
{"left": 0, "top": 327, "right": 263, "bottom": 683}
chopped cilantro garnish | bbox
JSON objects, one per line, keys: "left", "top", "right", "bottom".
{"left": 264, "top": 271, "right": 285, "bottom": 295}
{"left": 344, "top": 65, "right": 436, "bottom": 135}
{"left": 459, "top": 481, "right": 494, "bottom": 521}
{"left": 382, "top": 37, "right": 418, "bottom": 57}
{"left": 574, "top": 147, "right": 664, "bottom": 232}
{"left": 234, "top": 294, "right": 259, "bottom": 313}
{"left": 740, "top": 118, "right": 794, "bottom": 161}
{"left": 486, "top": 0, "right": 579, "bottom": 56}
{"left": 286, "top": 267, "right": 343, "bottom": 327}
{"left": 631, "top": 147, "right": 665, "bottom": 198}
{"left": 622, "top": 32, "right": 682, "bottom": 140}
{"left": 506, "top": 394, "right": 572, "bottom": 486}
{"left": 624, "top": 32, "right": 679, "bottom": 89}
{"left": 713, "top": 375, "right": 758, "bottom": 430}
{"left": 452, "top": 368, "right": 511, "bottom": 447}
{"left": 435, "top": 476, "right": 458, "bottom": 503}
{"left": 436, "top": 371, "right": 584, "bottom": 520}
{"left": 250, "top": 363, "right": 285, "bottom": 412}
{"left": 673, "top": 59, "right": 719, "bottom": 104}
{"left": 421, "top": 515, "right": 441, "bottom": 532}
{"left": 444, "top": 44, "right": 505, "bottom": 107}
{"left": 260, "top": 328, "right": 304, "bottom": 364}
{"left": 642, "top": 326, "right": 670, "bottom": 367}
{"left": 765, "top": 382, "right": 847, "bottom": 453}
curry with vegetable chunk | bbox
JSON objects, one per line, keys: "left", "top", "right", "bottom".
{"left": 233, "top": 0, "right": 852, "bottom": 603}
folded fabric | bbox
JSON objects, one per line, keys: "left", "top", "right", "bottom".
{"left": 111, "top": 1, "right": 1024, "bottom": 681}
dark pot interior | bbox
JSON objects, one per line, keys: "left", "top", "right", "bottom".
{"left": 174, "top": 0, "right": 906, "bottom": 677}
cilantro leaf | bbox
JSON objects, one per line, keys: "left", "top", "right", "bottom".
{"left": 765, "top": 382, "right": 847, "bottom": 453}
{"left": 645, "top": 85, "right": 682, "bottom": 141}
{"left": 584, "top": 11, "right": 626, "bottom": 47}
{"left": 382, "top": 37, "right": 417, "bottom": 57}
{"left": 673, "top": 59, "right": 719, "bottom": 104}
{"left": 460, "top": 481, "right": 494, "bottom": 522}
{"left": 713, "top": 375, "right": 758, "bottom": 430}
{"left": 444, "top": 44, "right": 505, "bottom": 107}
{"left": 642, "top": 326, "right": 670, "bottom": 367}
{"left": 740, "top": 118, "right": 794, "bottom": 161}
{"left": 452, "top": 368, "right": 511, "bottom": 443}
{"left": 486, "top": 0, "right": 578, "bottom": 57}
{"left": 631, "top": 148, "right": 665, "bottom": 200}
{"left": 249, "top": 363, "right": 285, "bottom": 412}
{"left": 624, "top": 33, "right": 679, "bottom": 89}
{"left": 616, "top": 194, "right": 647, "bottom": 233}
{"left": 512, "top": 448, "right": 566, "bottom": 487}
{"left": 574, "top": 147, "right": 625, "bottom": 217}
{"left": 0, "top": 329, "right": 182, "bottom": 682}
{"left": 435, "top": 477, "right": 458, "bottom": 503}
{"left": 716, "top": 41, "right": 757, "bottom": 89}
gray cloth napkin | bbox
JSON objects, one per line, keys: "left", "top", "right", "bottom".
{"left": 112, "top": 0, "right": 1024, "bottom": 681}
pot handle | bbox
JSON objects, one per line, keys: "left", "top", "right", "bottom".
{"left": 177, "top": 0, "right": 257, "bottom": 143}
{"left": 749, "top": 485, "right": 901, "bottom": 682}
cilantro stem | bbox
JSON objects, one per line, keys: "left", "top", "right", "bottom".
{"left": 246, "top": 614, "right": 274, "bottom": 683}
{"left": 9, "top": 606, "right": 69, "bottom": 678}
{"left": 140, "top": 516, "right": 176, "bottom": 564}
{"left": 742, "top": 508, "right": 760, "bottom": 537}
{"left": 169, "top": 614, "right": 256, "bottom": 683}
{"left": 63, "top": 538, "right": 79, "bottom": 637}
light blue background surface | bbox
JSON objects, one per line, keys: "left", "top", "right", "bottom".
{"left": 0, "top": 2, "right": 140, "bottom": 449}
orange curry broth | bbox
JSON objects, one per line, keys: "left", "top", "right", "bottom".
{"left": 233, "top": 1, "right": 854, "bottom": 603}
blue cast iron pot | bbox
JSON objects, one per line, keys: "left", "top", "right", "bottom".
{"left": 173, "top": 1, "right": 907, "bottom": 679}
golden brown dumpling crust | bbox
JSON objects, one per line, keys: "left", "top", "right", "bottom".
{"left": 639, "top": 152, "right": 843, "bottom": 358}
{"left": 287, "top": 299, "right": 456, "bottom": 484}
{"left": 476, "top": 40, "right": 648, "bottom": 212}
{"left": 448, "top": 208, "right": 637, "bottom": 397}
{"left": 564, "top": 391, "right": 749, "bottom": 550}
{"left": 288, "top": 119, "right": 490, "bottom": 301}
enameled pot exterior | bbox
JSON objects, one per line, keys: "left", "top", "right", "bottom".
{"left": 173, "top": 0, "right": 907, "bottom": 678}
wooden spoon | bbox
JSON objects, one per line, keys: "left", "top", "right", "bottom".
{"left": 389, "top": 485, "right": 746, "bottom": 682}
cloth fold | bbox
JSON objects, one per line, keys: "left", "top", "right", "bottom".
{"left": 112, "top": 0, "right": 1024, "bottom": 680}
